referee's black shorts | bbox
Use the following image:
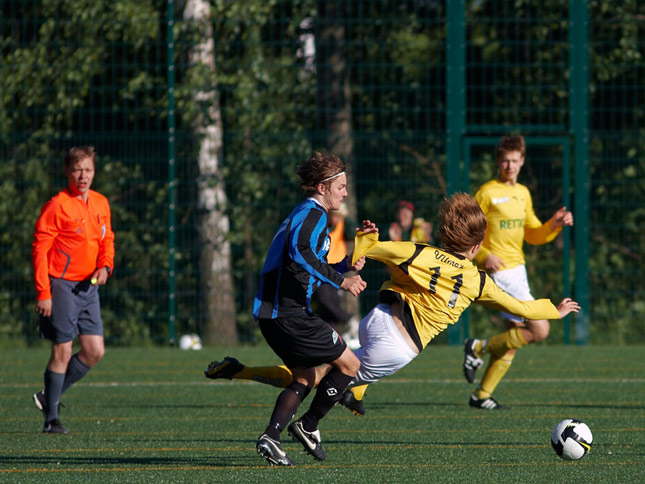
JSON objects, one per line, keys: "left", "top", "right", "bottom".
{"left": 259, "top": 313, "right": 347, "bottom": 369}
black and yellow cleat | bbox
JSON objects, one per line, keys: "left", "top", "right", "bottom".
{"left": 204, "top": 356, "right": 243, "bottom": 380}
{"left": 340, "top": 389, "right": 366, "bottom": 417}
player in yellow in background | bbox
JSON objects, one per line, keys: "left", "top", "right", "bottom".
{"left": 463, "top": 134, "right": 574, "bottom": 410}
{"left": 205, "top": 193, "right": 579, "bottom": 416}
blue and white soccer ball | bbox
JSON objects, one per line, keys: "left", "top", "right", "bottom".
{"left": 551, "top": 418, "right": 593, "bottom": 461}
{"left": 179, "top": 333, "right": 202, "bottom": 350}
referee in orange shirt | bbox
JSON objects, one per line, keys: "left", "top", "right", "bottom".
{"left": 31, "top": 146, "right": 115, "bottom": 434}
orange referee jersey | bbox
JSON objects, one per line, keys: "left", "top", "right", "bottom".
{"left": 32, "top": 188, "right": 115, "bottom": 300}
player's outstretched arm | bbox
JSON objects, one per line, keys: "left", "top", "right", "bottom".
{"left": 358, "top": 219, "right": 378, "bottom": 235}
{"left": 349, "top": 220, "right": 379, "bottom": 271}
{"left": 556, "top": 297, "right": 580, "bottom": 318}
{"left": 351, "top": 256, "right": 367, "bottom": 271}
{"left": 484, "top": 252, "right": 506, "bottom": 272}
{"left": 549, "top": 206, "right": 574, "bottom": 230}
{"left": 341, "top": 274, "right": 367, "bottom": 296}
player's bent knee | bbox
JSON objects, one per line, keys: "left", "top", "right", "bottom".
{"left": 527, "top": 320, "right": 550, "bottom": 342}
{"left": 336, "top": 351, "right": 360, "bottom": 376}
{"left": 81, "top": 348, "right": 105, "bottom": 367}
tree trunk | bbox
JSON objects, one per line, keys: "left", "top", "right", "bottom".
{"left": 184, "top": 0, "right": 237, "bottom": 345}
{"left": 315, "top": 1, "right": 359, "bottom": 318}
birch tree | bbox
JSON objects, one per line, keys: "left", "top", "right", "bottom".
{"left": 183, "top": 0, "right": 237, "bottom": 344}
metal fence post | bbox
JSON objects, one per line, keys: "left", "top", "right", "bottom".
{"left": 569, "top": 0, "right": 590, "bottom": 345}
{"left": 446, "top": 0, "right": 466, "bottom": 344}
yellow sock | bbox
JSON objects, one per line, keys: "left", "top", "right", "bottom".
{"left": 474, "top": 352, "right": 515, "bottom": 400}
{"left": 485, "top": 327, "right": 528, "bottom": 357}
{"left": 350, "top": 384, "right": 369, "bottom": 401}
{"left": 234, "top": 365, "right": 293, "bottom": 388}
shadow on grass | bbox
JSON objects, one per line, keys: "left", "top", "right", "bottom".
{"left": 0, "top": 454, "right": 260, "bottom": 468}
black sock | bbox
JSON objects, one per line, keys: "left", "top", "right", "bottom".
{"left": 44, "top": 369, "right": 65, "bottom": 422}
{"left": 264, "top": 381, "right": 310, "bottom": 441}
{"left": 300, "top": 369, "right": 354, "bottom": 432}
{"left": 61, "top": 353, "right": 91, "bottom": 394}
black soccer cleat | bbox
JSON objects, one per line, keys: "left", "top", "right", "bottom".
{"left": 287, "top": 419, "right": 326, "bottom": 461}
{"left": 33, "top": 391, "right": 47, "bottom": 418}
{"left": 256, "top": 434, "right": 295, "bottom": 466}
{"left": 43, "top": 418, "right": 69, "bottom": 434}
{"left": 469, "top": 394, "right": 509, "bottom": 410}
{"left": 204, "top": 356, "right": 244, "bottom": 380}
{"left": 340, "top": 389, "right": 366, "bottom": 417}
{"left": 463, "top": 338, "right": 484, "bottom": 383}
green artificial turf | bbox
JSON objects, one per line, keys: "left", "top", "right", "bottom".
{"left": 1, "top": 344, "right": 643, "bottom": 483}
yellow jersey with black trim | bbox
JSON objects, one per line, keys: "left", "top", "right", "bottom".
{"left": 352, "top": 232, "right": 559, "bottom": 349}
{"left": 474, "top": 179, "right": 561, "bottom": 269}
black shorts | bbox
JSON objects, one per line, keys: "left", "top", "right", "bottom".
{"left": 259, "top": 313, "right": 347, "bottom": 369}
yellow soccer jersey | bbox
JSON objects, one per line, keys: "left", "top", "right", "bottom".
{"left": 352, "top": 233, "right": 559, "bottom": 349}
{"left": 474, "top": 179, "right": 561, "bottom": 269}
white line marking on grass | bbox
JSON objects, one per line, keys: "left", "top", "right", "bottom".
{"left": 2, "top": 377, "right": 644, "bottom": 389}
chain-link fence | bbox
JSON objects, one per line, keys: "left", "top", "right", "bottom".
{"left": 1, "top": 1, "right": 643, "bottom": 346}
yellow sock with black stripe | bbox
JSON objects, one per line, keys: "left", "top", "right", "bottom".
{"left": 350, "top": 384, "right": 369, "bottom": 401}
{"left": 234, "top": 365, "right": 293, "bottom": 388}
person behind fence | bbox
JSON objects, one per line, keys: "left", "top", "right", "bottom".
{"left": 250, "top": 151, "right": 370, "bottom": 466}
{"left": 388, "top": 199, "right": 432, "bottom": 243}
{"left": 31, "top": 145, "right": 115, "bottom": 434}
{"left": 205, "top": 193, "right": 579, "bottom": 419}
{"left": 462, "top": 134, "right": 574, "bottom": 410}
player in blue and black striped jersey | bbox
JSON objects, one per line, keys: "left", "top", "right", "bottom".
{"left": 253, "top": 151, "right": 371, "bottom": 466}
{"left": 253, "top": 198, "right": 350, "bottom": 320}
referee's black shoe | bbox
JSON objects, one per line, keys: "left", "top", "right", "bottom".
{"left": 256, "top": 434, "right": 295, "bottom": 466}
{"left": 288, "top": 419, "right": 326, "bottom": 461}
{"left": 43, "top": 418, "right": 69, "bottom": 434}
{"left": 33, "top": 391, "right": 48, "bottom": 418}
{"left": 33, "top": 391, "right": 63, "bottom": 418}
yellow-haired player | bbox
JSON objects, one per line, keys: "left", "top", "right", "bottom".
{"left": 205, "top": 193, "right": 578, "bottom": 416}
{"left": 463, "top": 135, "right": 574, "bottom": 409}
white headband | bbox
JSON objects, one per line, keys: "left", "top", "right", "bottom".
{"left": 320, "top": 171, "right": 346, "bottom": 184}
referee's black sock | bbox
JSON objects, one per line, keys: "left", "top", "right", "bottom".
{"left": 264, "top": 381, "right": 310, "bottom": 441}
{"left": 61, "top": 353, "right": 91, "bottom": 394}
{"left": 44, "top": 368, "right": 65, "bottom": 422}
{"left": 300, "top": 369, "right": 353, "bottom": 432}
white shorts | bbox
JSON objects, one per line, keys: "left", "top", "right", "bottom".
{"left": 350, "top": 304, "right": 419, "bottom": 387}
{"left": 489, "top": 264, "right": 534, "bottom": 322}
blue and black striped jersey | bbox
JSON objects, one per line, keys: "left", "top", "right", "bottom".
{"left": 253, "top": 198, "right": 348, "bottom": 320}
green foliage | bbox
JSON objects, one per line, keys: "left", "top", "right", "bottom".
{"left": 1, "top": 0, "right": 644, "bottom": 344}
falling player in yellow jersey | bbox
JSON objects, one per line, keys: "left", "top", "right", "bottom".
{"left": 205, "top": 193, "right": 579, "bottom": 416}
{"left": 463, "top": 134, "right": 574, "bottom": 410}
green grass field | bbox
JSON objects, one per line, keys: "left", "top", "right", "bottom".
{"left": 1, "top": 344, "right": 643, "bottom": 483}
